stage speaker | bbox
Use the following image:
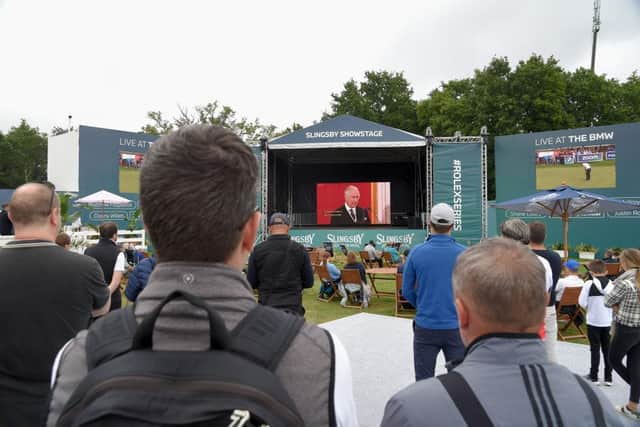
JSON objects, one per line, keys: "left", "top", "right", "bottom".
{"left": 408, "top": 216, "right": 423, "bottom": 229}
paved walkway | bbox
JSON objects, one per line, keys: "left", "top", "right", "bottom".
{"left": 321, "top": 313, "right": 630, "bottom": 427}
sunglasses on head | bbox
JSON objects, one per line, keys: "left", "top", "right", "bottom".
{"left": 40, "top": 181, "right": 56, "bottom": 213}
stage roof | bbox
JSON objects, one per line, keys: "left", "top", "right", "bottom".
{"left": 269, "top": 115, "right": 425, "bottom": 149}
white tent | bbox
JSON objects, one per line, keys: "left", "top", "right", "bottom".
{"left": 75, "top": 190, "right": 131, "bottom": 206}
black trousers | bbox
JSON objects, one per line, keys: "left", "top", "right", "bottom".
{"left": 587, "top": 325, "right": 612, "bottom": 381}
{"left": 610, "top": 323, "right": 640, "bottom": 402}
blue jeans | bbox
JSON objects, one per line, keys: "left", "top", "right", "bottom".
{"left": 413, "top": 323, "right": 465, "bottom": 381}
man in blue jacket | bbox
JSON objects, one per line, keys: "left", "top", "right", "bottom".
{"left": 402, "top": 203, "right": 466, "bottom": 381}
{"left": 124, "top": 255, "right": 157, "bottom": 302}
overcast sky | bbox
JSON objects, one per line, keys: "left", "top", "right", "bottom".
{"left": 1, "top": 0, "right": 638, "bottom": 135}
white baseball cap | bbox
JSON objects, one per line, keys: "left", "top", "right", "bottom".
{"left": 430, "top": 203, "right": 455, "bottom": 226}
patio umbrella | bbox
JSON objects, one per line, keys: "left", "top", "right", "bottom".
{"left": 494, "top": 185, "right": 638, "bottom": 259}
{"left": 74, "top": 190, "right": 132, "bottom": 220}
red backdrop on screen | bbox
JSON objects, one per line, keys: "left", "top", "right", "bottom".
{"left": 316, "top": 182, "right": 373, "bottom": 225}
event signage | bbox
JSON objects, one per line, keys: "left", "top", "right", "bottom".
{"left": 432, "top": 143, "right": 483, "bottom": 245}
{"left": 495, "top": 122, "right": 640, "bottom": 253}
{"left": 289, "top": 229, "right": 427, "bottom": 250}
{"left": 577, "top": 153, "right": 603, "bottom": 162}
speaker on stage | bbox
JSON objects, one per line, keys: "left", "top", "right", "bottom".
{"left": 408, "top": 216, "right": 422, "bottom": 229}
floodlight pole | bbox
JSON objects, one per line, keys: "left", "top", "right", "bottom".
{"left": 591, "top": 0, "right": 601, "bottom": 73}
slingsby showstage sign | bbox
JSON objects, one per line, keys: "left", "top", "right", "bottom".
{"left": 289, "top": 230, "right": 426, "bottom": 249}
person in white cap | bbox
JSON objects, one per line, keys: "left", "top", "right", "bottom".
{"left": 402, "top": 203, "right": 467, "bottom": 380}
{"left": 583, "top": 162, "right": 592, "bottom": 181}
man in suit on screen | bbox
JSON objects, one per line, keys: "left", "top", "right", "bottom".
{"left": 330, "top": 185, "right": 371, "bottom": 226}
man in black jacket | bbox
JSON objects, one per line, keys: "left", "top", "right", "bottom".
{"left": 85, "top": 222, "right": 126, "bottom": 311}
{"left": 247, "top": 213, "right": 314, "bottom": 316}
{"left": 0, "top": 203, "right": 13, "bottom": 235}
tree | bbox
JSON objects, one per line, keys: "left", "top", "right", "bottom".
{"left": 140, "top": 101, "right": 282, "bottom": 142}
{"left": 564, "top": 68, "right": 625, "bottom": 128}
{"left": 0, "top": 120, "right": 47, "bottom": 188}
{"left": 326, "top": 71, "right": 419, "bottom": 133}
{"left": 620, "top": 71, "right": 640, "bottom": 122}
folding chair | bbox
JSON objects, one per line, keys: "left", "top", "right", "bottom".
{"left": 382, "top": 251, "right": 398, "bottom": 267}
{"left": 394, "top": 273, "right": 415, "bottom": 317}
{"left": 605, "top": 263, "right": 621, "bottom": 276}
{"left": 341, "top": 269, "right": 365, "bottom": 309}
{"left": 360, "top": 251, "right": 377, "bottom": 269}
{"left": 316, "top": 264, "right": 339, "bottom": 303}
{"left": 556, "top": 286, "right": 586, "bottom": 341}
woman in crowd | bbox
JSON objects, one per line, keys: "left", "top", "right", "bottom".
{"left": 605, "top": 248, "right": 640, "bottom": 420}
{"left": 343, "top": 251, "right": 370, "bottom": 307}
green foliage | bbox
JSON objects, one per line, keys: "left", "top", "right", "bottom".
{"left": 575, "top": 242, "right": 597, "bottom": 252}
{"left": 58, "top": 193, "right": 80, "bottom": 229}
{"left": 127, "top": 207, "right": 141, "bottom": 231}
{"left": 0, "top": 120, "right": 47, "bottom": 188}
{"left": 140, "top": 102, "right": 282, "bottom": 142}
{"left": 325, "top": 70, "right": 419, "bottom": 133}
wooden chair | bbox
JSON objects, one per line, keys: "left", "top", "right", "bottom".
{"left": 316, "top": 264, "right": 339, "bottom": 303}
{"left": 382, "top": 251, "right": 398, "bottom": 267}
{"left": 556, "top": 286, "right": 586, "bottom": 341}
{"left": 341, "top": 269, "right": 364, "bottom": 309}
{"left": 605, "top": 262, "right": 621, "bottom": 276}
{"left": 394, "top": 273, "right": 415, "bottom": 317}
{"left": 360, "top": 251, "right": 377, "bottom": 268}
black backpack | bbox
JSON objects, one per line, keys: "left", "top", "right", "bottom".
{"left": 56, "top": 290, "right": 306, "bottom": 427}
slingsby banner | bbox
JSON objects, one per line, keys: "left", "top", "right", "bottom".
{"left": 432, "top": 143, "right": 483, "bottom": 245}
{"left": 289, "top": 229, "right": 427, "bottom": 250}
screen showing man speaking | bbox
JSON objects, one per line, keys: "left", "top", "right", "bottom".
{"left": 535, "top": 144, "right": 616, "bottom": 189}
{"left": 316, "top": 182, "right": 391, "bottom": 225}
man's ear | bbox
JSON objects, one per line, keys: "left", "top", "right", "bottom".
{"left": 241, "top": 211, "right": 261, "bottom": 253}
{"left": 50, "top": 207, "right": 61, "bottom": 229}
{"left": 455, "top": 296, "right": 469, "bottom": 329}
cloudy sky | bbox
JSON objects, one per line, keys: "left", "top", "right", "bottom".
{"left": 1, "top": 0, "right": 638, "bottom": 135}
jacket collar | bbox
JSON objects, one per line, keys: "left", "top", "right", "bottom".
{"left": 98, "top": 238, "right": 117, "bottom": 246}
{"left": 447, "top": 333, "right": 545, "bottom": 370}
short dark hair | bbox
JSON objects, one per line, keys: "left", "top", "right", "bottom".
{"left": 99, "top": 222, "right": 118, "bottom": 239}
{"left": 528, "top": 221, "right": 546, "bottom": 245}
{"left": 55, "top": 232, "right": 71, "bottom": 247}
{"left": 140, "top": 125, "right": 257, "bottom": 262}
{"left": 588, "top": 259, "right": 606, "bottom": 274}
{"left": 430, "top": 222, "right": 452, "bottom": 234}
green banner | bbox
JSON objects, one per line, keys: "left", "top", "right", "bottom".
{"left": 288, "top": 229, "right": 427, "bottom": 251}
{"left": 432, "top": 143, "right": 483, "bottom": 245}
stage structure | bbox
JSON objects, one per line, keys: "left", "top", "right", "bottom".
{"left": 260, "top": 115, "right": 488, "bottom": 249}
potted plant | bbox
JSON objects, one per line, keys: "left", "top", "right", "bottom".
{"left": 551, "top": 242, "right": 569, "bottom": 258}
{"left": 575, "top": 242, "right": 598, "bottom": 260}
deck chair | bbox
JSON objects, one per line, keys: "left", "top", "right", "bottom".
{"left": 341, "top": 269, "right": 365, "bottom": 309}
{"left": 316, "top": 264, "right": 340, "bottom": 303}
{"left": 382, "top": 251, "right": 398, "bottom": 267}
{"left": 360, "top": 251, "right": 377, "bottom": 268}
{"left": 556, "top": 286, "right": 586, "bottom": 341}
{"left": 394, "top": 273, "right": 415, "bottom": 317}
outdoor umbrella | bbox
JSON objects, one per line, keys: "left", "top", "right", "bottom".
{"left": 74, "top": 190, "right": 132, "bottom": 220}
{"left": 494, "top": 185, "right": 638, "bottom": 259}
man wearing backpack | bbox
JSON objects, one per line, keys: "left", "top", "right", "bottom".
{"left": 381, "top": 238, "right": 624, "bottom": 426}
{"left": 46, "top": 125, "right": 358, "bottom": 427}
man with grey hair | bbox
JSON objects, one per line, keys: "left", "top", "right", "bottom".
{"left": 331, "top": 185, "right": 370, "bottom": 225}
{"left": 382, "top": 238, "right": 624, "bottom": 426}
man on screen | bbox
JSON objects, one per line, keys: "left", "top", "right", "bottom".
{"left": 330, "top": 185, "right": 371, "bottom": 226}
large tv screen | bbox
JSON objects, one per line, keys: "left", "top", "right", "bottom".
{"left": 316, "top": 182, "right": 391, "bottom": 225}
{"left": 119, "top": 151, "right": 144, "bottom": 193}
{"left": 535, "top": 144, "right": 616, "bottom": 189}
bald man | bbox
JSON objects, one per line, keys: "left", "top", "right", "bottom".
{"left": 330, "top": 185, "right": 371, "bottom": 225}
{"left": 0, "top": 183, "right": 110, "bottom": 425}
{"left": 382, "top": 238, "right": 624, "bottom": 426}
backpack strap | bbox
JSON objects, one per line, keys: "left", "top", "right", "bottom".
{"left": 573, "top": 374, "right": 606, "bottom": 427}
{"left": 438, "top": 371, "right": 494, "bottom": 427}
{"left": 229, "top": 305, "right": 305, "bottom": 371}
{"left": 85, "top": 305, "right": 138, "bottom": 369}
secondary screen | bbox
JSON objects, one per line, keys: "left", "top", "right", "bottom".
{"left": 535, "top": 144, "right": 616, "bottom": 189}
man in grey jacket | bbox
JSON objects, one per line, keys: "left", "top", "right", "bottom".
{"left": 46, "top": 125, "right": 358, "bottom": 427}
{"left": 381, "top": 237, "right": 626, "bottom": 427}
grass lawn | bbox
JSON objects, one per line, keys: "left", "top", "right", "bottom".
{"left": 536, "top": 160, "right": 615, "bottom": 189}
{"left": 119, "top": 167, "right": 141, "bottom": 193}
